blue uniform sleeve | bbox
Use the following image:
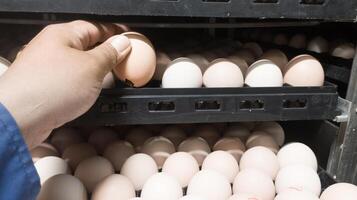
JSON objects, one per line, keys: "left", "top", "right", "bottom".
{"left": 0, "top": 103, "right": 40, "bottom": 200}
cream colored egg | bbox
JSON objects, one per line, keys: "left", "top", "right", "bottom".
{"left": 153, "top": 51, "right": 171, "bottom": 80}
{"left": 320, "top": 183, "right": 357, "bottom": 200}
{"left": 239, "top": 146, "right": 279, "bottom": 180}
{"left": 162, "top": 152, "right": 199, "bottom": 187}
{"left": 103, "top": 141, "right": 135, "bottom": 172}
{"left": 187, "top": 54, "right": 210, "bottom": 72}
{"left": 243, "top": 42, "right": 263, "bottom": 58}
{"left": 284, "top": 55, "right": 324, "bottom": 87}
{"left": 102, "top": 72, "right": 115, "bottom": 89}
{"left": 193, "top": 125, "right": 221, "bottom": 147}
{"left": 213, "top": 137, "right": 246, "bottom": 162}
{"left": 162, "top": 57, "right": 203, "bottom": 88}
{"left": 37, "top": 174, "right": 87, "bottom": 200}
{"left": 233, "top": 169, "right": 275, "bottom": 200}
{"left": 178, "top": 137, "right": 211, "bottom": 166}
{"left": 74, "top": 156, "right": 114, "bottom": 192}
{"left": 235, "top": 49, "right": 256, "bottom": 65}
{"left": 245, "top": 59, "right": 283, "bottom": 87}
{"left": 0, "top": 56, "right": 10, "bottom": 76}
{"left": 187, "top": 170, "right": 232, "bottom": 200}
{"left": 229, "top": 194, "right": 263, "bottom": 200}
{"left": 160, "top": 125, "right": 187, "bottom": 147}
{"left": 289, "top": 34, "right": 307, "bottom": 49}
{"left": 179, "top": 195, "right": 205, "bottom": 200}
{"left": 62, "top": 143, "right": 97, "bottom": 170}
{"left": 227, "top": 55, "right": 249, "bottom": 76}
{"left": 31, "top": 143, "right": 59, "bottom": 163}
{"left": 202, "top": 151, "right": 239, "bottom": 183}
{"left": 246, "top": 132, "right": 279, "bottom": 154}
{"left": 203, "top": 58, "right": 244, "bottom": 88}
{"left": 141, "top": 136, "right": 176, "bottom": 168}
{"left": 254, "top": 121, "right": 285, "bottom": 146}
{"left": 125, "top": 128, "right": 153, "bottom": 152}
{"left": 260, "top": 49, "right": 288, "bottom": 72}
{"left": 50, "top": 127, "right": 84, "bottom": 153}
{"left": 274, "top": 34, "right": 289, "bottom": 46}
{"left": 91, "top": 174, "right": 135, "bottom": 200}
{"left": 307, "top": 36, "right": 329, "bottom": 53}
{"left": 275, "top": 165, "right": 321, "bottom": 196}
{"left": 277, "top": 142, "right": 318, "bottom": 171}
{"left": 88, "top": 128, "right": 118, "bottom": 154}
{"left": 120, "top": 153, "right": 158, "bottom": 190}
{"left": 141, "top": 172, "right": 183, "bottom": 200}
{"left": 331, "top": 43, "right": 355, "bottom": 59}
{"left": 114, "top": 32, "right": 156, "bottom": 87}
{"left": 224, "top": 124, "right": 250, "bottom": 142}
{"left": 275, "top": 189, "right": 319, "bottom": 200}
{"left": 35, "top": 156, "right": 71, "bottom": 185}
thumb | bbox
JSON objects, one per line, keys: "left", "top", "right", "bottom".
{"left": 87, "top": 35, "right": 131, "bottom": 78}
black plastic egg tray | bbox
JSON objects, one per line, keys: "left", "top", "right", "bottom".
{"left": 71, "top": 82, "right": 338, "bottom": 126}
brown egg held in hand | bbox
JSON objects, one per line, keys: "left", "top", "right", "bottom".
{"left": 114, "top": 32, "right": 156, "bottom": 87}
{"left": 91, "top": 174, "right": 136, "bottom": 200}
{"left": 62, "top": 143, "right": 97, "bottom": 170}
{"left": 103, "top": 140, "right": 135, "bottom": 172}
{"left": 31, "top": 143, "right": 59, "bottom": 163}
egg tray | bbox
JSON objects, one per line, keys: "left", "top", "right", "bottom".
{"left": 319, "top": 168, "right": 337, "bottom": 191}
{"left": 0, "top": 0, "right": 356, "bottom": 22}
{"left": 71, "top": 82, "right": 339, "bottom": 126}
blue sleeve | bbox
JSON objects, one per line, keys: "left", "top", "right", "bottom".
{"left": 0, "top": 103, "right": 40, "bottom": 200}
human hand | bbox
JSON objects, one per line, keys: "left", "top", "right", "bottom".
{"left": 0, "top": 20, "right": 131, "bottom": 149}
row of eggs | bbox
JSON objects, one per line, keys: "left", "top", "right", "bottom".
{"left": 32, "top": 122, "right": 357, "bottom": 200}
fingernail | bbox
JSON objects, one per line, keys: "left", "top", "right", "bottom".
{"left": 110, "top": 35, "right": 130, "bottom": 53}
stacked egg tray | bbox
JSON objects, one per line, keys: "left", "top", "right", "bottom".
{"left": 0, "top": 0, "right": 356, "bottom": 22}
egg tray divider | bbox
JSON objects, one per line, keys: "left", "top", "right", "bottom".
{"left": 72, "top": 82, "right": 339, "bottom": 126}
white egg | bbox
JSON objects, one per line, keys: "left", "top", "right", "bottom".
{"left": 243, "top": 42, "right": 263, "bottom": 58}
{"left": 187, "top": 54, "right": 210, "bottom": 72}
{"left": 179, "top": 195, "right": 205, "bottom": 200}
{"left": 141, "top": 172, "right": 183, "bottom": 200}
{"left": 245, "top": 59, "right": 283, "bottom": 87}
{"left": 0, "top": 56, "right": 10, "bottom": 76}
{"left": 245, "top": 132, "right": 279, "bottom": 154}
{"left": 141, "top": 136, "right": 176, "bottom": 169}
{"left": 275, "top": 189, "right": 319, "bottom": 200}
{"left": 178, "top": 137, "right": 211, "bottom": 166}
{"left": 260, "top": 49, "right": 288, "bottom": 72}
{"left": 91, "top": 174, "right": 135, "bottom": 200}
{"left": 229, "top": 194, "right": 263, "bottom": 200}
{"left": 227, "top": 55, "right": 249, "bottom": 76}
{"left": 213, "top": 137, "right": 246, "bottom": 162}
{"left": 35, "top": 156, "right": 71, "bottom": 185}
{"left": 320, "top": 183, "right": 357, "bottom": 200}
{"left": 162, "top": 57, "right": 203, "bottom": 88}
{"left": 103, "top": 140, "right": 135, "bottom": 172}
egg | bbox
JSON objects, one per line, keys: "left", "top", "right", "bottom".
{"left": 223, "top": 124, "right": 250, "bottom": 142}
{"left": 37, "top": 174, "right": 87, "bottom": 200}
{"left": 50, "top": 127, "right": 84, "bottom": 153}
{"left": 275, "top": 165, "right": 321, "bottom": 196}
{"left": 103, "top": 140, "right": 135, "bottom": 172}
{"left": 284, "top": 55, "right": 324, "bottom": 87}
{"left": 187, "top": 54, "right": 210, "bottom": 72}
{"left": 239, "top": 146, "right": 279, "bottom": 180}
{"left": 88, "top": 128, "right": 118, "bottom": 154}
{"left": 160, "top": 125, "right": 187, "bottom": 147}
{"left": 275, "top": 189, "right": 319, "bottom": 200}
{"left": 179, "top": 195, "right": 205, "bottom": 200}
{"left": 253, "top": 121, "right": 285, "bottom": 146}
{"left": 203, "top": 58, "right": 244, "bottom": 88}
{"left": 162, "top": 152, "right": 199, "bottom": 187}
{"left": 260, "top": 49, "right": 288, "bottom": 72}
{"left": 245, "top": 132, "right": 279, "bottom": 154}
{"left": 31, "top": 143, "right": 59, "bottom": 163}
{"left": 125, "top": 127, "right": 153, "bottom": 151}
{"left": 129, "top": 198, "right": 143, "bottom": 200}
{"left": 62, "top": 143, "right": 97, "bottom": 170}
{"left": 193, "top": 125, "right": 221, "bottom": 147}
{"left": 213, "top": 137, "right": 246, "bottom": 162}
{"left": 141, "top": 136, "right": 176, "bottom": 168}
{"left": 162, "top": 57, "right": 203, "bottom": 88}
{"left": 0, "top": 56, "right": 10, "bottom": 76}
{"left": 102, "top": 72, "right": 115, "bottom": 89}
{"left": 245, "top": 59, "right": 283, "bottom": 87}
{"left": 235, "top": 49, "right": 256, "bottom": 65}
{"left": 229, "top": 194, "right": 263, "bottom": 200}
{"left": 178, "top": 137, "right": 211, "bottom": 166}
{"left": 141, "top": 172, "right": 183, "bottom": 200}
{"left": 307, "top": 36, "right": 329, "bottom": 53}
{"left": 289, "top": 34, "right": 307, "bottom": 49}
{"left": 277, "top": 142, "right": 318, "bottom": 171}
{"left": 274, "top": 34, "right": 289, "bottom": 46}
{"left": 153, "top": 51, "right": 171, "bottom": 80}
{"left": 187, "top": 170, "right": 232, "bottom": 200}
{"left": 120, "top": 153, "right": 158, "bottom": 190}
{"left": 202, "top": 151, "right": 239, "bottom": 183}
{"left": 227, "top": 55, "right": 249, "bottom": 76}
{"left": 74, "top": 156, "right": 114, "bottom": 192}
{"left": 243, "top": 42, "right": 263, "bottom": 58}
{"left": 331, "top": 43, "right": 355, "bottom": 59}
{"left": 233, "top": 169, "right": 275, "bottom": 200}
{"left": 35, "top": 156, "right": 71, "bottom": 185}
{"left": 320, "top": 183, "right": 357, "bottom": 200}
{"left": 91, "top": 174, "right": 135, "bottom": 200}
{"left": 113, "top": 32, "right": 156, "bottom": 87}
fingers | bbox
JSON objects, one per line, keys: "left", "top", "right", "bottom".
{"left": 87, "top": 35, "right": 131, "bottom": 78}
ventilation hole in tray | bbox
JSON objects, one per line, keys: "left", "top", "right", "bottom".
{"left": 100, "top": 102, "right": 128, "bottom": 113}
{"left": 148, "top": 101, "right": 175, "bottom": 112}
{"left": 253, "top": 0, "right": 278, "bottom": 3}
{"left": 195, "top": 100, "right": 221, "bottom": 111}
{"left": 300, "top": 0, "right": 325, "bottom": 5}
{"left": 202, "top": 0, "right": 230, "bottom": 3}
{"left": 283, "top": 99, "right": 307, "bottom": 109}
{"left": 239, "top": 100, "right": 264, "bottom": 110}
